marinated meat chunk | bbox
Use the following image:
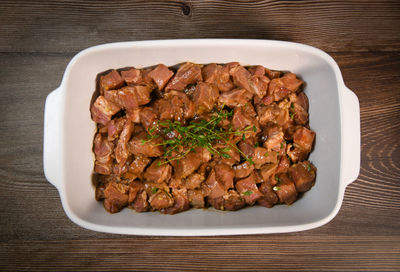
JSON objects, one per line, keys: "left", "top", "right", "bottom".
{"left": 129, "top": 155, "right": 151, "bottom": 178}
{"left": 268, "top": 73, "right": 303, "bottom": 102}
{"left": 159, "top": 91, "right": 196, "bottom": 121}
{"left": 188, "top": 189, "right": 205, "bottom": 208}
{"left": 204, "top": 170, "right": 225, "bottom": 199}
{"left": 173, "top": 150, "right": 202, "bottom": 179}
{"left": 121, "top": 68, "right": 142, "bottom": 85}
{"left": 252, "top": 147, "right": 278, "bottom": 169}
{"left": 232, "top": 106, "right": 260, "bottom": 134}
{"left": 165, "top": 62, "right": 202, "bottom": 91}
{"left": 259, "top": 163, "right": 277, "bottom": 181}
{"left": 257, "top": 180, "right": 278, "bottom": 208}
{"left": 139, "top": 107, "right": 158, "bottom": 131}
{"left": 128, "top": 132, "right": 163, "bottom": 157}
{"left": 288, "top": 161, "right": 316, "bottom": 192}
{"left": 248, "top": 75, "right": 270, "bottom": 98}
{"left": 143, "top": 159, "right": 172, "bottom": 184}
{"left": 148, "top": 64, "right": 174, "bottom": 91}
{"left": 185, "top": 173, "right": 205, "bottom": 190}
{"left": 230, "top": 65, "right": 252, "bottom": 91}
{"left": 274, "top": 173, "right": 297, "bottom": 205}
{"left": 103, "top": 182, "right": 129, "bottom": 214}
{"left": 261, "top": 123, "right": 285, "bottom": 152}
{"left": 248, "top": 65, "right": 265, "bottom": 76}
{"left": 265, "top": 68, "right": 282, "bottom": 79}
{"left": 202, "top": 63, "right": 220, "bottom": 84}
{"left": 107, "top": 117, "right": 126, "bottom": 141}
{"left": 91, "top": 96, "right": 121, "bottom": 125}
{"left": 193, "top": 82, "right": 219, "bottom": 113}
{"left": 215, "top": 163, "right": 235, "bottom": 190}
{"left": 100, "top": 70, "right": 124, "bottom": 91}
{"left": 132, "top": 191, "right": 150, "bottom": 212}
{"left": 115, "top": 121, "right": 134, "bottom": 164}
{"left": 128, "top": 180, "right": 144, "bottom": 203}
{"left": 235, "top": 173, "right": 263, "bottom": 205}
{"left": 238, "top": 139, "right": 255, "bottom": 158}
{"left": 218, "top": 88, "right": 252, "bottom": 107}
{"left": 162, "top": 189, "right": 190, "bottom": 214}
{"left": 149, "top": 190, "right": 174, "bottom": 210}
{"left": 293, "top": 126, "right": 315, "bottom": 152}
{"left": 233, "top": 161, "right": 254, "bottom": 179}
{"left": 275, "top": 155, "right": 290, "bottom": 174}
{"left": 223, "top": 190, "right": 246, "bottom": 211}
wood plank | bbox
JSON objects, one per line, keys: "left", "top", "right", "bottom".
{"left": 1, "top": 236, "right": 399, "bottom": 271}
{"left": 0, "top": 0, "right": 399, "bottom": 53}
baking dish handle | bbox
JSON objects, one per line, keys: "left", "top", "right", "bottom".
{"left": 43, "top": 86, "right": 64, "bottom": 191}
{"left": 341, "top": 86, "right": 361, "bottom": 187}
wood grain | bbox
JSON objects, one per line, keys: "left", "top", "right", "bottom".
{"left": 0, "top": 0, "right": 400, "bottom": 271}
{"left": 0, "top": 0, "right": 399, "bottom": 53}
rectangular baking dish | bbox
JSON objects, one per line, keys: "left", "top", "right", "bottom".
{"left": 43, "top": 39, "right": 360, "bottom": 235}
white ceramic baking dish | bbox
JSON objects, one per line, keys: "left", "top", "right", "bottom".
{"left": 43, "top": 39, "right": 360, "bottom": 235}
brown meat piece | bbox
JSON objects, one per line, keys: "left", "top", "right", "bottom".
{"left": 214, "top": 163, "right": 235, "bottom": 190}
{"left": 187, "top": 189, "right": 205, "bottom": 208}
{"left": 259, "top": 163, "right": 277, "bottom": 181}
{"left": 248, "top": 75, "right": 270, "bottom": 98}
{"left": 233, "top": 161, "right": 255, "bottom": 179}
{"left": 230, "top": 65, "right": 252, "bottom": 91}
{"left": 288, "top": 161, "right": 316, "bottom": 192}
{"left": 204, "top": 170, "right": 225, "bottom": 199}
{"left": 149, "top": 190, "right": 174, "bottom": 210}
{"left": 257, "top": 180, "right": 278, "bottom": 208}
{"left": 173, "top": 150, "right": 202, "bottom": 179}
{"left": 100, "top": 70, "right": 124, "bottom": 91}
{"left": 91, "top": 96, "right": 121, "bottom": 125}
{"left": 162, "top": 189, "right": 190, "bottom": 214}
{"left": 238, "top": 139, "right": 255, "bottom": 158}
{"left": 185, "top": 173, "right": 205, "bottom": 190}
{"left": 128, "top": 180, "right": 144, "bottom": 203}
{"left": 235, "top": 173, "right": 263, "bottom": 205}
{"left": 148, "top": 64, "right": 174, "bottom": 91}
{"left": 103, "top": 182, "right": 129, "bottom": 213}
{"left": 139, "top": 107, "right": 158, "bottom": 131}
{"left": 248, "top": 65, "right": 265, "bottom": 76}
{"left": 160, "top": 91, "right": 196, "bottom": 121}
{"left": 202, "top": 63, "right": 220, "bottom": 84}
{"left": 165, "top": 62, "right": 202, "bottom": 91}
{"left": 231, "top": 106, "right": 260, "bottom": 134}
{"left": 129, "top": 155, "right": 151, "bottom": 177}
{"left": 275, "top": 155, "right": 290, "bottom": 174}
{"left": 223, "top": 190, "right": 246, "bottom": 211}
{"left": 143, "top": 159, "right": 172, "bottom": 184}
{"left": 218, "top": 88, "right": 253, "bottom": 107}
{"left": 132, "top": 191, "right": 150, "bottom": 212}
{"left": 260, "top": 123, "right": 285, "bottom": 152}
{"left": 265, "top": 68, "right": 282, "bottom": 79}
{"left": 274, "top": 173, "right": 297, "bottom": 205}
{"left": 252, "top": 147, "right": 278, "bottom": 169}
{"left": 128, "top": 132, "right": 163, "bottom": 157}
{"left": 121, "top": 68, "right": 142, "bottom": 85}
{"left": 293, "top": 126, "right": 315, "bottom": 152}
{"left": 193, "top": 82, "right": 219, "bottom": 113}
{"left": 115, "top": 121, "right": 134, "bottom": 164}
{"left": 107, "top": 117, "right": 126, "bottom": 141}
{"left": 268, "top": 73, "right": 303, "bottom": 102}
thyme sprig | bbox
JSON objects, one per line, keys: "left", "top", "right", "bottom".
{"left": 142, "top": 108, "right": 256, "bottom": 166}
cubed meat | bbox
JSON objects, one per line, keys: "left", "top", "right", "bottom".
{"left": 274, "top": 173, "right": 297, "bottom": 205}
{"left": 233, "top": 161, "right": 255, "bottom": 179}
{"left": 91, "top": 96, "right": 121, "bottom": 125}
{"left": 287, "top": 144, "right": 309, "bottom": 163}
{"left": 288, "top": 161, "right": 316, "bottom": 192}
{"left": 248, "top": 75, "right": 270, "bottom": 98}
{"left": 268, "top": 73, "right": 303, "bottom": 102}
{"left": 202, "top": 63, "right": 220, "bottom": 84}
{"left": 132, "top": 191, "right": 150, "bottom": 212}
{"left": 128, "top": 132, "right": 163, "bottom": 157}
{"left": 235, "top": 173, "right": 263, "bottom": 205}
{"left": 193, "top": 82, "right": 219, "bottom": 113}
{"left": 115, "top": 121, "right": 134, "bottom": 164}
{"left": 218, "top": 88, "right": 253, "bottom": 107}
{"left": 149, "top": 190, "right": 174, "bottom": 210}
{"left": 143, "top": 159, "right": 172, "bottom": 184}
{"left": 103, "top": 182, "right": 129, "bottom": 214}
{"left": 95, "top": 183, "right": 106, "bottom": 201}
{"left": 238, "top": 139, "right": 256, "bottom": 158}
{"left": 259, "top": 163, "right": 277, "bottom": 181}
{"left": 107, "top": 117, "right": 126, "bottom": 141}
{"left": 162, "top": 91, "right": 196, "bottom": 120}
{"left": 173, "top": 150, "right": 202, "bottom": 179}
{"left": 214, "top": 163, "right": 235, "bottom": 190}
{"left": 162, "top": 189, "right": 190, "bottom": 214}
{"left": 94, "top": 161, "right": 113, "bottom": 175}
{"left": 260, "top": 123, "right": 285, "bottom": 152}
{"left": 165, "top": 62, "right": 202, "bottom": 91}
{"left": 187, "top": 189, "right": 205, "bottom": 208}
{"left": 139, "top": 107, "right": 158, "bottom": 131}
{"left": 128, "top": 155, "right": 151, "bottom": 177}
{"left": 121, "top": 68, "right": 142, "bottom": 85}
{"left": 100, "top": 70, "right": 124, "bottom": 91}
{"left": 252, "top": 147, "right": 278, "bottom": 169}
{"left": 93, "top": 133, "right": 113, "bottom": 160}
{"left": 204, "top": 170, "right": 225, "bottom": 199}
{"left": 185, "top": 173, "right": 205, "bottom": 190}
{"left": 223, "top": 190, "right": 246, "bottom": 211}
{"left": 257, "top": 180, "right": 278, "bottom": 208}
{"left": 230, "top": 65, "right": 252, "bottom": 91}
{"left": 248, "top": 65, "right": 265, "bottom": 76}
{"left": 146, "top": 64, "right": 172, "bottom": 91}
{"left": 265, "top": 68, "right": 282, "bottom": 79}
{"left": 293, "top": 126, "right": 315, "bottom": 152}
{"left": 232, "top": 106, "right": 260, "bottom": 134}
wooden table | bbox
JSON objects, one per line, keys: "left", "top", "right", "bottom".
{"left": 1, "top": 1, "right": 399, "bottom": 271}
